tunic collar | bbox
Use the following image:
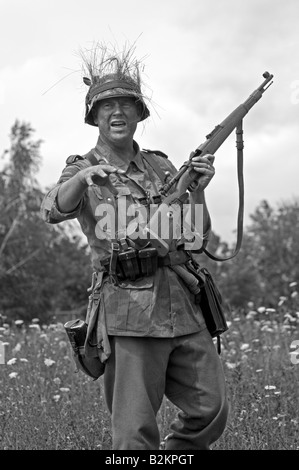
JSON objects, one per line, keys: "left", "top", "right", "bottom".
{"left": 94, "top": 136, "right": 145, "bottom": 172}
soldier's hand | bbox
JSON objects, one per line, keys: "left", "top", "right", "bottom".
{"left": 189, "top": 153, "right": 215, "bottom": 192}
{"left": 78, "top": 165, "right": 126, "bottom": 196}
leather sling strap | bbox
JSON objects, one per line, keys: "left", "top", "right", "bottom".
{"left": 203, "top": 121, "right": 244, "bottom": 262}
{"left": 141, "top": 151, "right": 168, "bottom": 185}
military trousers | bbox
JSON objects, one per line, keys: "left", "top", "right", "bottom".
{"left": 103, "top": 328, "right": 229, "bottom": 450}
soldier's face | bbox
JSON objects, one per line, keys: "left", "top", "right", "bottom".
{"left": 94, "top": 97, "right": 141, "bottom": 147}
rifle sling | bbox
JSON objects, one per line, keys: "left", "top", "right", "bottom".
{"left": 203, "top": 121, "right": 244, "bottom": 261}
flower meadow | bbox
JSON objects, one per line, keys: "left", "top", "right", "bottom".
{"left": 0, "top": 283, "right": 299, "bottom": 450}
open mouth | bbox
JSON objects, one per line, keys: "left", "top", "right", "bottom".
{"left": 110, "top": 120, "right": 126, "bottom": 128}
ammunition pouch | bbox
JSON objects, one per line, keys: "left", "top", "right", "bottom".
{"left": 102, "top": 245, "right": 190, "bottom": 281}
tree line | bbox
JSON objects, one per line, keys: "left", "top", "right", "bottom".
{"left": 0, "top": 120, "right": 298, "bottom": 322}
{"left": 0, "top": 121, "right": 92, "bottom": 322}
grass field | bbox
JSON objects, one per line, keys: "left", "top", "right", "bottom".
{"left": 0, "top": 287, "right": 298, "bottom": 450}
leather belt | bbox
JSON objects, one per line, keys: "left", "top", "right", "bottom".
{"left": 101, "top": 249, "right": 190, "bottom": 281}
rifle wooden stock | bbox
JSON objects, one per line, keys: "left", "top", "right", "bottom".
{"left": 127, "top": 72, "right": 274, "bottom": 256}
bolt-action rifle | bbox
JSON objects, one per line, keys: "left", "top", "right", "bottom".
{"left": 127, "top": 71, "right": 274, "bottom": 258}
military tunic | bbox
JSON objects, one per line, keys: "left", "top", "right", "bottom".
{"left": 40, "top": 138, "right": 207, "bottom": 338}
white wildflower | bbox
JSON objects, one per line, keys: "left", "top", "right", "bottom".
{"left": 60, "top": 387, "right": 70, "bottom": 393}
{"left": 284, "top": 313, "right": 296, "bottom": 322}
{"left": 44, "top": 358, "right": 56, "bottom": 367}
{"left": 12, "top": 343, "right": 22, "bottom": 353}
{"left": 265, "top": 385, "right": 276, "bottom": 390}
{"left": 246, "top": 310, "right": 257, "bottom": 319}
{"left": 53, "top": 377, "right": 61, "bottom": 385}
{"left": 53, "top": 395, "right": 61, "bottom": 402}
{"left": 240, "top": 343, "right": 250, "bottom": 351}
{"left": 257, "top": 306, "right": 266, "bottom": 314}
{"left": 278, "top": 296, "right": 287, "bottom": 307}
{"left": 289, "top": 282, "right": 297, "bottom": 288}
{"left": 7, "top": 358, "right": 17, "bottom": 365}
{"left": 14, "top": 320, "right": 24, "bottom": 326}
{"left": 226, "top": 362, "right": 238, "bottom": 369}
{"left": 291, "top": 291, "right": 298, "bottom": 298}
{"left": 9, "top": 372, "right": 18, "bottom": 379}
{"left": 19, "top": 358, "right": 28, "bottom": 363}
{"left": 29, "top": 324, "right": 41, "bottom": 330}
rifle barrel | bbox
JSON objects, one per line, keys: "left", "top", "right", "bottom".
{"left": 160, "top": 71, "right": 274, "bottom": 196}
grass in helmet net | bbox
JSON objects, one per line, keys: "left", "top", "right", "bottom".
{"left": 80, "top": 42, "right": 150, "bottom": 126}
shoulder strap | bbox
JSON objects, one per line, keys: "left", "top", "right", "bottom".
{"left": 65, "top": 154, "right": 84, "bottom": 165}
{"left": 142, "top": 148, "right": 168, "bottom": 159}
{"left": 141, "top": 151, "right": 167, "bottom": 184}
{"left": 66, "top": 150, "right": 99, "bottom": 166}
{"left": 83, "top": 150, "right": 99, "bottom": 166}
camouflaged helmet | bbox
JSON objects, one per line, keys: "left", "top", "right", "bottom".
{"left": 81, "top": 43, "right": 150, "bottom": 127}
{"left": 84, "top": 73, "right": 150, "bottom": 126}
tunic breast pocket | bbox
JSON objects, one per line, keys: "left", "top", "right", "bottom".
{"left": 115, "top": 186, "right": 141, "bottom": 236}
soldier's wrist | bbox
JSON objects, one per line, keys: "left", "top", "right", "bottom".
{"left": 75, "top": 171, "right": 89, "bottom": 190}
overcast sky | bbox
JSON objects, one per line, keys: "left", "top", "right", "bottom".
{"left": 1, "top": 0, "right": 299, "bottom": 243}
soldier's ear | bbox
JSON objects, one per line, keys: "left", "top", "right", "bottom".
{"left": 92, "top": 105, "right": 99, "bottom": 125}
{"left": 136, "top": 102, "right": 143, "bottom": 121}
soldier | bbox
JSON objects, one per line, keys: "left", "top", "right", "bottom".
{"left": 41, "top": 43, "right": 228, "bottom": 450}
